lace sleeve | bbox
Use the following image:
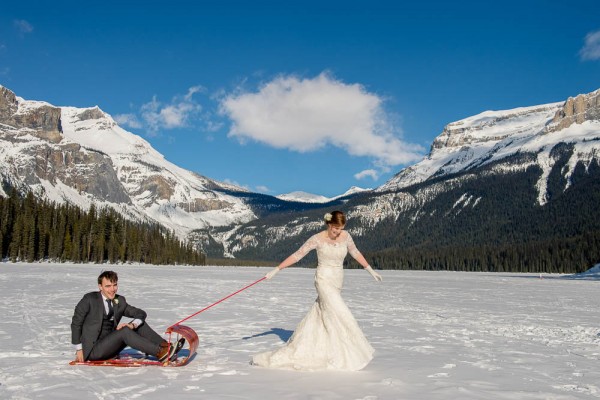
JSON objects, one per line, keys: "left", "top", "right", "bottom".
{"left": 290, "top": 234, "right": 319, "bottom": 262}
{"left": 346, "top": 232, "right": 362, "bottom": 258}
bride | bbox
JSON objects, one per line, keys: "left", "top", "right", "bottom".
{"left": 252, "top": 210, "right": 383, "bottom": 371}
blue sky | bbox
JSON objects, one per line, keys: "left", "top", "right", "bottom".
{"left": 1, "top": 1, "right": 599, "bottom": 197}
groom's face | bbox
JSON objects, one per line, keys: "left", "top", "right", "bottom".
{"left": 98, "top": 277, "right": 118, "bottom": 300}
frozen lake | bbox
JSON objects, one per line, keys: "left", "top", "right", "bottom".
{"left": 1, "top": 263, "right": 600, "bottom": 399}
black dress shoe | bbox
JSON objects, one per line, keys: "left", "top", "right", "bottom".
{"left": 168, "top": 338, "right": 186, "bottom": 361}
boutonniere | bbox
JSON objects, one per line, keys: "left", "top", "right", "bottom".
{"left": 113, "top": 298, "right": 119, "bottom": 306}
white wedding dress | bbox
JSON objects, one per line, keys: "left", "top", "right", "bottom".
{"left": 252, "top": 232, "right": 374, "bottom": 371}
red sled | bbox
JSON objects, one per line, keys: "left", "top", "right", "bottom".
{"left": 69, "top": 324, "right": 198, "bottom": 368}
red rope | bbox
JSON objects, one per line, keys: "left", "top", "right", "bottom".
{"left": 169, "top": 276, "right": 266, "bottom": 328}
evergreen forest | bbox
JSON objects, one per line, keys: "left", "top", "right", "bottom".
{"left": 0, "top": 189, "right": 205, "bottom": 265}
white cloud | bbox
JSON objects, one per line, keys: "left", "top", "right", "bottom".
{"left": 202, "top": 118, "right": 224, "bottom": 132}
{"left": 140, "top": 87, "right": 203, "bottom": 133}
{"left": 184, "top": 85, "right": 204, "bottom": 100}
{"left": 113, "top": 86, "right": 221, "bottom": 137}
{"left": 580, "top": 30, "right": 600, "bottom": 61}
{"left": 160, "top": 103, "right": 197, "bottom": 128}
{"left": 14, "top": 20, "right": 33, "bottom": 34}
{"left": 255, "top": 185, "right": 271, "bottom": 193}
{"left": 354, "top": 169, "right": 379, "bottom": 180}
{"left": 113, "top": 113, "right": 142, "bottom": 129}
{"left": 220, "top": 72, "right": 424, "bottom": 167}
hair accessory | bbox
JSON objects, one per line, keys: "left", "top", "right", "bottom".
{"left": 324, "top": 213, "right": 332, "bottom": 222}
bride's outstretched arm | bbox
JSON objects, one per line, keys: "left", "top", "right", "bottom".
{"left": 265, "top": 254, "right": 297, "bottom": 279}
{"left": 265, "top": 235, "right": 319, "bottom": 280}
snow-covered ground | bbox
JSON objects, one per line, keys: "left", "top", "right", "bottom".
{"left": 1, "top": 263, "right": 600, "bottom": 399}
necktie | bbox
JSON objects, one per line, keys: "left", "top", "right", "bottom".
{"left": 106, "top": 299, "right": 114, "bottom": 320}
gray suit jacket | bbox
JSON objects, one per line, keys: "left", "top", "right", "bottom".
{"left": 71, "top": 292, "right": 146, "bottom": 360}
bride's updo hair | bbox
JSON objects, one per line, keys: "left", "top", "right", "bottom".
{"left": 324, "top": 210, "right": 346, "bottom": 226}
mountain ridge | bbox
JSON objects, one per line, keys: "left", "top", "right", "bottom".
{"left": 276, "top": 186, "right": 371, "bottom": 203}
{"left": 1, "top": 84, "right": 599, "bottom": 269}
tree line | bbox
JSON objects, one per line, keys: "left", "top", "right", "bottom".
{"left": 346, "top": 231, "right": 600, "bottom": 274}
{"left": 0, "top": 189, "right": 205, "bottom": 265}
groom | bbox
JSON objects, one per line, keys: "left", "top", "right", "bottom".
{"left": 71, "top": 270, "right": 182, "bottom": 362}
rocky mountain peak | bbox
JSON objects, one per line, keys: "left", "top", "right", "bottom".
{"left": 545, "top": 89, "right": 600, "bottom": 133}
{"left": 0, "top": 86, "right": 62, "bottom": 143}
{"left": 75, "top": 106, "right": 106, "bottom": 122}
{"left": 0, "top": 86, "right": 19, "bottom": 119}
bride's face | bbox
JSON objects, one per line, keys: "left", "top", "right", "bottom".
{"left": 327, "top": 224, "right": 345, "bottom": 239}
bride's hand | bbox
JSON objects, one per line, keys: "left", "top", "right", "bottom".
{"left": 265, "top": 267, "right": 281, "bottom": 280}
{"left": 365, "top": 266, "right": 382, "bottom": 282}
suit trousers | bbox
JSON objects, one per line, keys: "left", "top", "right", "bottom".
{"left": 88, "top": 323, "right": 165, "bottom": 361}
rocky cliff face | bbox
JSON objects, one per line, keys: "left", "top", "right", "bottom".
{"left": 0, "top": 87, "right": 128, "bottom": 202}
{"left": 0, "top": 86, "right": 62, "bottom": 143}
{"left": 546, "top": 89, "right": 600, "bottom": 133}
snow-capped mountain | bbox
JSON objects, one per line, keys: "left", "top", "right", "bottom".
{"left": 0, "top": 85, "right": 256, "bottom": 244}
{"left": 339, "top": 186, "right": 372, "bottom": 198}
{"left": 276, "top": 191, "right": 331, "bottom": 203}
{"left": 379, "top": 89, "right": 600, "bottom": 206}
{"left": 276, "top": 186, "right": 371, "bottom": 203}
